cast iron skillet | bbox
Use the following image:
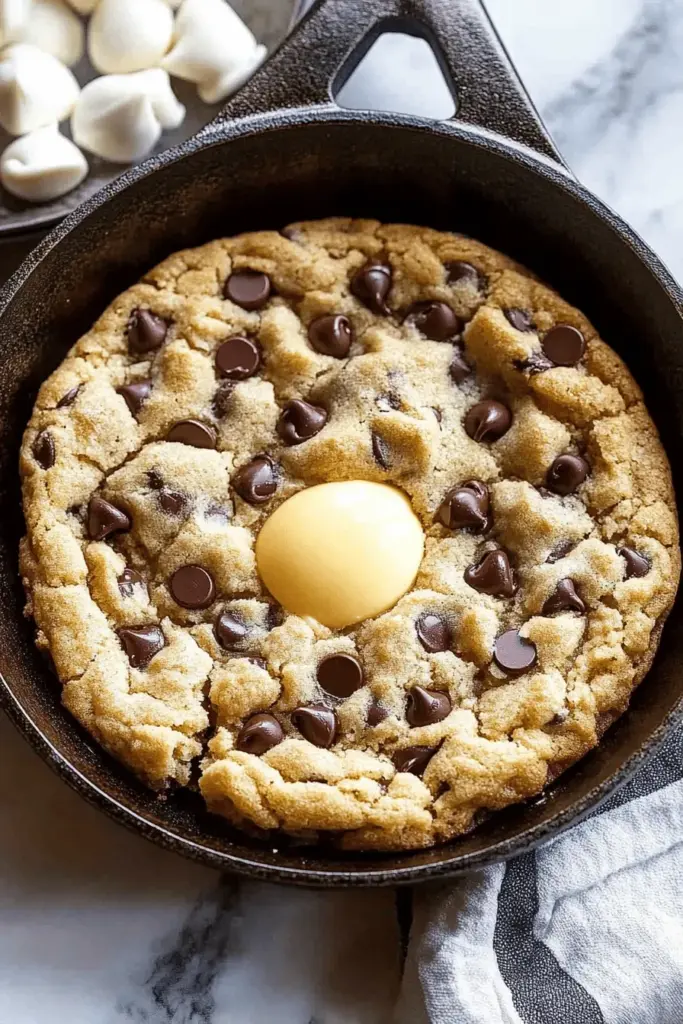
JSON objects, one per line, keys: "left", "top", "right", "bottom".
{"left": 1, "top": 0, "right": 682, "bottom": 888}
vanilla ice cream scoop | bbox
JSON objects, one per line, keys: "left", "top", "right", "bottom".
{"left": 162, "top": 0, "right": 266, "bottom": 104}
{"left": 21, "top": 0, "right": 84, "bottom": 66}
{"left": 0, "top": 123, "right": 87, "bottom": 201}
{"left": 72, "top": 68, "right": 185, "bottom": 163}
{"left": 88, "top": 0, "right": 174, "bottom": 75}
{"left": 0, "top": 43, "right": 80, "bottom": 135}
{"left": 255, "top": 482, "right": 425, "bottom": 630}
{"left": 0, "top": 0, "right": 30, "bottom": 48}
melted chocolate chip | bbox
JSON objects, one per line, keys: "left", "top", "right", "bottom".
{"left": 366, "top": 699, "right": 389, "bottom": 726}
{"left": 546, "top": 454, "right": 589, "bottom": 496}
{"left": 215, "top": 336, "right": 261, "bottom": 380}
{"left": 291, "top": 703, "right": 338, "bottom": 747}
{"left": 547, "top": 540, "right": 575, "bottom": 563}
{"left": 277, "top": 400, "right": 328, "bottom": 445}
{"left": 127, "top": 309, "right": 168, "bottom": 354}
{"left": 308, "top": 314, "right": 352, "bottom": 358}
{"left": 57, "top": 385, "right": 80, "bottom": 408}
{"left": 224, "top": 269, "right": 271, "bottom": 310}
{"left": 350, "top": 261, "right": 392, "bottom": 315}
{"left": 117, "top": 380, "right": 152, "bottom": 416}
{"left": 170, "top": 565, "right": 215, "bottom": 609}
{"left": 542, "top": 578, "right": 586, "bottom": 615}
{"left": 214, "top": 610, "right": 248, "bottom": 648}
{"left": 518, "top": 352, "right": 554, "bottom": 374}
{"left": 449, "top": 348, "right": 471, "bottom": 383}
{"left": 213, "top": 381, "right": 235, "bottom": 417}
{"left": 393, "top": 745, "right": 437, "bottom": 776}
{"left": 33, "top": 431, "right": 55, "bottom": 469}
{"left": 504, "top": 308, "right": 534, "bottom": 333}
{"left": 159, "top": 490, "right": 187, "bottom": 515}
{"left": 236, "top": 713, "right": 284, "bottom": 755}
{"left": 371, "top": 432, "right": 391, "bottom": 469}
{"left": 317, "top": 653, "right": 364, "bottom": 699}
{"left": 117, "top": 567, "right": 146, "bottom": 599}
{"left": 87, "top": 496, "right": 131, "bottom": 540}
{"left": 437, "top": 480, "right": 490, "bottom": 532}
{"left": 404, "top": 301, "right": 461, "bottom": 341}
{"left": 232, "top": 455, "right": 278, "bottom": 505}
{"left": 464, "top": 400, "right": 512, "bottom": 442}
{"left": 118, "top": 625, "right": 165, "bottom": 668}
{"left": 542, "top": 324, "right": 586, "bottom": 366}
{"left": 446, "top": 260, "right": 486, "bottom": 290}
{"left": 406, "top": 686, "right": 451, "bottom": 726}
{"left": 465, "top": 549, "right": 517, "bottom": 598}
{"left": 493, "top": 629, "right": 537, "bottom": 675}
{"left": 618, "top": 547, "right": 650, "bottom": 579}
{"left": 416, "top": 613, "right": 452, "bottom": 653}
{"left": 167, "top": 420, "right": 217, "bottom": 449}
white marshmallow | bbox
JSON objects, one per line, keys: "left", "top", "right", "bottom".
{"left": 72, "top": 68, "right": 185, "bottom": 163}
{"left": 162, "top": 0, "right": 266, "bottom": 104}
{"left": 64, "top": 0, "right": 97, "bottom": 13}
{"left": 0, "top": 43, "right": 80, "bottom": 135}
{"left": 0, "top": 123, "right": 87, "bottom": 201}
{"left": 88, "top": 0, "right": 173, "bottom": 75}
{"left": 0, "top": 0, "right": 31, "bottom": 47}
{"left": 21, "top": 0, "right": 84, "bottom": 67}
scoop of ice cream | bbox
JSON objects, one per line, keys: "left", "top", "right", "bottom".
{"left": 0, "top": 43, "right": 80, "bottom": 135}
{"left": 20, "top": 0, "right": 84, "bottom": 67}
{"left": 0, "top": 123, "right": 87, "bottom": 201}
{"left": 88, "top": 0, "right": 174, "bottom": 75}
{"left": 72, "top": 67, "right": 185, "bottom": 163}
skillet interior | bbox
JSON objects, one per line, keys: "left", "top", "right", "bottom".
{"left": 1, "top": 111, "right": 683, "bottom": 886}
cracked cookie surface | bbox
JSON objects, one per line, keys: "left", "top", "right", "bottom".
{"left": 20, "top": 217, "right": 680, "bottom": 851}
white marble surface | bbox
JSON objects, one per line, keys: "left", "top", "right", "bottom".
{"left": 2, "top": 1, "right": 683, "bottom": 1020}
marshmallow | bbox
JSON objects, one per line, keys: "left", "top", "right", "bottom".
{"left": 0, "top": 123, "right": 87, "bottom": 201}
{"left": 163, "top": 0, "right": 266, "bottom": 104}
{"left": 0, "top": 44, "right": 80, "bottom": 135}
{"left": 88, "top": 0, "right": 174, "bottom": 75}
{"left": 64, "top": 0, "right": 97, "bottom": 12}
{"left": 0, "top": 0, "right": 30, "bottom": 47}
{"left": 72, "top": 68, "right": 185, "bottom": 163}
{"left": 21, "top": 0, "right": 84, "bottom": 67}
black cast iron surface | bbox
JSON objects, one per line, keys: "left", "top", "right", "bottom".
{"left": 0, "top": 0, "right": 682, "bottom": 886}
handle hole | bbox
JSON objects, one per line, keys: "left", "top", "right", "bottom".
{"left": 333, "top": 18, "right": 456, "bottom": 121}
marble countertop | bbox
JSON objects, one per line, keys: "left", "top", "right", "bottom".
{"left": 2, "top": 1, "right": 682, "bottom": 1021}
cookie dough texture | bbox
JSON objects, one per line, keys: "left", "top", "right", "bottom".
{"left": 20, "top": 218, "right": 680, "bottom": 851}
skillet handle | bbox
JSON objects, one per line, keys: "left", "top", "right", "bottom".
{"left": 206, "top": 0, "right": 566, "bottom": 168}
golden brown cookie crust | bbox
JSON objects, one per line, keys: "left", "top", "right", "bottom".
{"left": 20, "top": 217, "right": 680, "bottom": 851}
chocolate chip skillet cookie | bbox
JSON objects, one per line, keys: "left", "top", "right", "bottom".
{"left": 20, "top": 218, "right": 680, "bottom": 851}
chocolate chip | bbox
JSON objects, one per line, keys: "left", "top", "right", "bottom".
{"left": 127, "top": 309, "right": 168, "bottom": 354}
{"left": 57, "top": 385, "right": 80, "bottom": 408}
{"left": 517, "top": 352, "right": 554, "bottom": 374}
{"left": 465, "top": 549, "right": 517, "bottom": 598}
{"left": 213, "top": 381, "right": 235, "bottom": 417}
{"left": 159, "top": 490, "right": 187, "bottom": 515}
{"left": 232, "top": 455, "right": 278, "bottom": 505}
{"left": 547, "top": 540, "right": 575, "bottom": 563}
{"left": 291, "top": 703, "right": 338, "bottom": 747}
{"left": 371, "top": 432, "right": 391, "bottom": 469}
{"left": 317, "top": 653, "right": 364, "bottom": 698}
{"left": 33, "top": 431, "right": 55, "bottom": 469}
{"left": 117, "top": 380, "right": 152, "bottom": 416}
{"left": 546, "top": 454, "right": 589, "bottom": 496}
{"left": 404, "top": 301, "right": 461, "bottom": 341}
{"left": 446, "top": 260, "right": 486, "bottom": 290}
{"left": 406, "top": 686, "right": 451, "bottom": 726}
{"left": 493, "top": 629, "right": 537, "bottom": 675}
{"left": 350, "top": 261, "right": 392, "bottom": 315}
{"left": 542, "top": 578, "right": 586, "bottom": 615}
{"left": 504, "top": 308, "right": 534, "bottom": 333}
{"left": 416, "top": 613, "right": 452, "bottom": 653}
{"left": 147, "top": 470, "right": 163, "bottom": 489}
{"left": 550, "top": 708, "right": 570, "bottom": 726}
{"left": 449, "top": 348, "right": 471, "bottom": 383}
{"left": 87, "top": 496, "right": 131, "bottom": 540}
{"left": 366, "top": 699, "right": 389, "bottom": 726}
{"left": 117, "top": 567, "right": 146, "bottom": 599}
{"left": 215, "top": 336, "right": 261, "bottom": 380}
{"left": 214, "top": 610, "right": 248, "bottom": 649}
{"left": 308, "top": 314, "right": 352, "bottom": 358}
{"left": 277, "top": 400, "right": 327, "bottom": 445}
{"left": 437, "top": 480, "right": 490, "bottom": 532}
{"left": 392, "top": 745, "right": 437, "bottom": 776}
{"left": 465, "top": 400, "right": 512, "bottom": 442}
{"left": 236, "top": 713, "right": 284, "bottom": 755}
{"left": 542, "top": 324, "right": 586, "bottom": 367}
{"left": 167, "top": 420, "right": 217, "bottom": 449}
{"left": 224, "top": 269, "right": 271, "bottom": 310}
{"left": 267, "top": 604, "right": 283, "bottom": 630}
{"left": 118, "top": 625, "right": 165, "bottom": 668}
{"left": 170, "top": 565, "right": 215, "bottom": 609}
{"left": 618, "top": 547, "right": 650, "bottom": 579}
